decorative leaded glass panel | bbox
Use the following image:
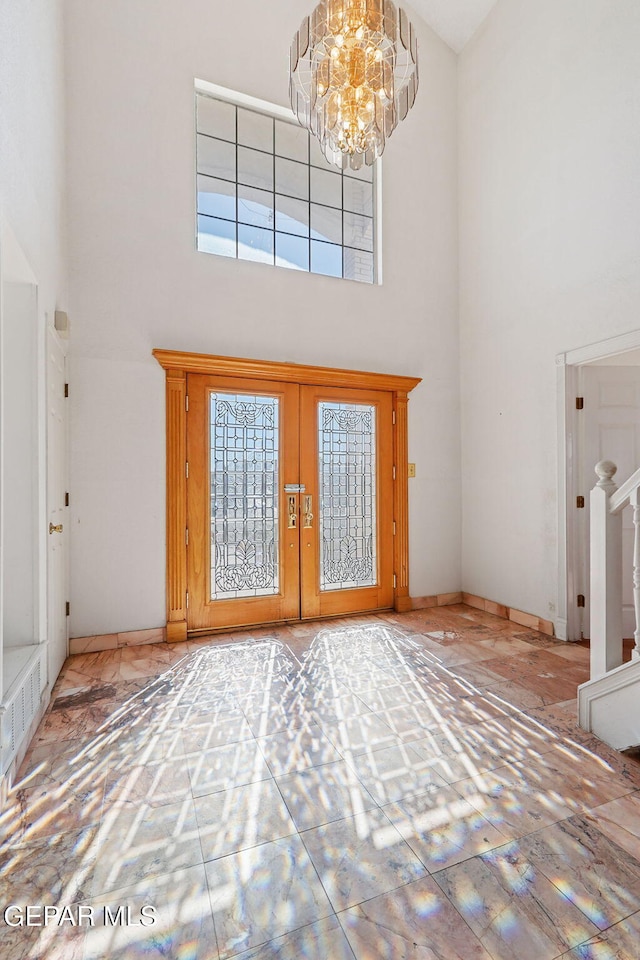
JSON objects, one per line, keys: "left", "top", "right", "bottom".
{"left": 318, "top": 402, "right": 377, "bottom": 591}
{"left": 210, "top": 393, "right": 279, "bottom": 600}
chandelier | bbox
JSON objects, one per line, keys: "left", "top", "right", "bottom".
{"left": 289, "top": 0, "right": 419, "bottom": 171}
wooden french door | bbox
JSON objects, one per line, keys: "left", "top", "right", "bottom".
{"left": 186, "top": 373, "right": 394, "bottom": 632}
{"left": 154, "top": 349, "right": 420, "bottom": 641}
{"left": 299, "top": 384, "right": 394, "bottom": 619}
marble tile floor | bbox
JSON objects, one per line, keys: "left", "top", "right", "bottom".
{"left": 1, "top": 605, "right": 640, "bottom": 959}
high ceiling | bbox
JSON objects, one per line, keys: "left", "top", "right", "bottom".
{"left": 411, "top": 0, "right": 500, "bottom": 52}
{"left": 285, "top": 1, "right": 500, "bottom": 55}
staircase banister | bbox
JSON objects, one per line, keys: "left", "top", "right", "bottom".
{"left": 610, "top": 465, "right": 640, "bottom": 514}
{"left": 590, "top": 460, "right": 623, "bottom": 678}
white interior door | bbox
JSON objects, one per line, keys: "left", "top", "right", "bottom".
{"left": 47, "top": 326, "right": 68, "bottom": 683}
{"left": 579, "top": 365, "right": 640, "bottom": 639}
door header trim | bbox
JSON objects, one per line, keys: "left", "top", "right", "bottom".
{"left": 153, "top": 349, "right": 421, "bottom": 396}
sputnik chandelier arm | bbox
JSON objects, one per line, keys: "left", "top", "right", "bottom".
{"left": 289, "top": 0, "right": 419, "bottom": 171}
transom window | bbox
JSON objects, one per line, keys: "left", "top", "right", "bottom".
{"left": 195, "top": 86, "right": 377, "bottom": 283}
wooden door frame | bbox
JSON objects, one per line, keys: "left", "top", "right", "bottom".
{"left": 153, "top": 349, "right": 421, "bottom": 641}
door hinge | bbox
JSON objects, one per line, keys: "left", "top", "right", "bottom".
{"left": 186, "top": 462, "right": 189, "bottom": 479}
{"left": 393, "top": 574, "right": 397, "bottom": 589}
{"left": 186, "top": 592, "right": 189, "bottom": 609}
{"left": 576, "top": 496, "right": 585, "bottom": 509}
{"left": 65, "top": 601, "right": 70, "bottom": 616}
{"left": 392, "top": 410, "right": 396, "bottom": 425}
{"left": 576, "top": 397, "right": 584, "bottom": 410}
{"left": 392, "top": 465, "right": 396, "bottom": 480}
{"left": 185, "top": 528, "right": 189, "bottom": 546}
{"left": 577, "top": 594, "right": 585, "bottom": 608}
{"left": 65, "top": 492, "right": 70, "bottom": 507}
{"left": 64, "top": 383, "right": 69, "bottom": 398}
{"left": 393, "top": 521, "right": 396, "bottom": 536}
{"left": 186, "top": 395, "right": 189, "bottom": 412}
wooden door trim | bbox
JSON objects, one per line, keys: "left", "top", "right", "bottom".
{"left": 154, "top": 349, "right": 421, "bottom": 395}
{"left": 164, "top": 367, "right": 188, "bottom": 641}
{"left": 393, "top": 392, "right": 412, "bottom": 612}
{"left": 154, "top": 349, "right": 421, "bottom": 638}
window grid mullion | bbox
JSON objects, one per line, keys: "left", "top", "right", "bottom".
{"left": 308, "top": 132, "right": 312, "bottom": 274}
{"left": 196, "top": 93, "right": 375, "bottom": 282}
{"left": 198, "top": 212, "right": 370, "bottom": 252}
{"left": 341, "top": 164, "right": 345, "bottom": 279}
{"left": 234, "top": 105, "right": 239, "bottom": 259}
{"left": 272, "top": 117, "right": 276, "bottom": 266}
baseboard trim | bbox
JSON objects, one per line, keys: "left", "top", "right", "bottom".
{"left": 410, "top": 593, "right": 464, "bottom": 610}
{"left": 69, "top": 627, "right": 166, "bottom": 656}
{"left": 460, "top": 592, "right": 555, "bottom": 637}
{"left": 410, "top": 591, "right": 555, "bottom": 637}
{"left": 68, "top": 592, "right": 556, "bottom": 656}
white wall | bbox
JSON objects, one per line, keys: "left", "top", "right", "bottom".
{"left": 459, "top": 0, "right": 640, "bottom": 629}
{"left": 0, "top": 1, "right": 67, "bottom": 687}
{"left": 2, "top": 284, "right": 38, "bottom": 647}
{"left": 65, "top": 0, "right": 460, "bottom": 636}
{"left": 0, "top": 0, "right": 67, "bottom": 307}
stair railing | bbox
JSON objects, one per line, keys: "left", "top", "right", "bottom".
{"left": 590, "top": 460, "right": 640, "bottom": 679}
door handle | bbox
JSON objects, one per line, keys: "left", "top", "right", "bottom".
{"left": 287, "top": 495, "right": 297, "bottom": 529}
{"left": 49, "top": 522, "right": 64, "bottom": 534}
{"left": 303, "top": 495, "right": 313, "bottom": 529}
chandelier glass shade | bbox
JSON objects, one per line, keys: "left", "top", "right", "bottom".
{"left": 289, "top": 0, "right": 419, "bottom": 170}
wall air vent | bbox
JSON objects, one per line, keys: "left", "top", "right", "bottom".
{"left": 1, "top": 651, "right": 45, "bottom": 775}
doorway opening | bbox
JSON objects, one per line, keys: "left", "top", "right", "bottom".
{"left": 558, "top": 331, "right": 640, "bottom": 642}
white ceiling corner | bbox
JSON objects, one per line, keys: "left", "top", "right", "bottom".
{"left": 410, "top": 0, "right": 500, "bottom": 53}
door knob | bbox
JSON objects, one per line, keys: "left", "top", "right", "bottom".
{"left": 49, "top": 523, "right": 63, "bottom": 534}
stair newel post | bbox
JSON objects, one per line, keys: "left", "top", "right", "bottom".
{"left": 590, "top": 460, "right": 623, "bottom": 679}
{"left": 632, "top": 486, "right": 640, "bottom": 662}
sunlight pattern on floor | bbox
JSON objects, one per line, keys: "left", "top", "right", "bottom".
{"left": 1, "top": 606, "right": 640, "bottom": 958}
